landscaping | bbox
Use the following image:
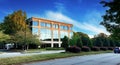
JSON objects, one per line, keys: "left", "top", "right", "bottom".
{"left": 0, "top": 50, "right": 112, "bottom": 65}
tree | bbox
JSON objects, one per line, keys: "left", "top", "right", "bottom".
{"left": 69, "top": 32, "right": 79, "bottom": 46}
{"left": 13, "top": 31, "right": 40, "bottom": 50}
{"left": 61, "top": 36, "right": 69, "bottom": 49}
{"left": 0, "top": 31, "right": 10, "bottom": 49}
{"left": 76, "top": 32, "right": 92, "bottom": 47}
{"left": 1, "top": 10, "right": 27, "bottom": 35}
{"left": 93, "top": 33, "right": 110, "bottom": 47}
{"left": 76, "top": 37, "right": 83, "bottom": 48}
{"left": 69, "top": 32, "right": 83, "bottom": 48}
{"left": 0, "top": 31, "right": 10, "bottom": 42}
{"left": 100, "top": 0, "right": 120, "bottom": 41}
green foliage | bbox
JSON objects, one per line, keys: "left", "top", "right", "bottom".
{"left": 92, "top": 33, "right": 119, "bottom": 47}
{"left": 69, "top": 32, "right": 81, "bottom": 46}
{"left": 100, "top": 0, "right": 120, "bottom": 41}
{"left": 12, "top": 31, "right": 40, "bottom": 50}
{"left": 0, "top": 31, "right": 10, "bottom": 42}
{"left": 93, "top": 33, "right": 108, "bottom": 47}
{"left": 62, "top": 36, "right": 69, "bottom": 49}
{"left": 69, "top": 32, "right": 93, "bottom": 48}
{"left": 0, "top": 51, "right": 112, "bottom": 65}
{"left": 71, "top": 32, "right": 79, "bottom": 45}
{"left": 46, "top": 47, "right": 64, "bottom": 50}
{"left": 1, "top": 10, "right": 27, "bottom": 35}
{"left": 76, "top": 37, "right": 83, "bottom": 48}
{"left": 76, "top": 32, "right": 92, "bottom": 47}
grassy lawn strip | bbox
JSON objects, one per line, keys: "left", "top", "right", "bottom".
{"left": 0, "top": 51, "right": 112, "bottom": 65}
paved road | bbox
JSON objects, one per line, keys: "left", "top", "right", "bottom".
{"left": 0, "top": 50, "right": 65, "bottom": 58}
{"left": 24, "top": 53, "right": 120, "bottom": 65}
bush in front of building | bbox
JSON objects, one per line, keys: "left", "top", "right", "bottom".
{"left": 46, "top": 47, "right": 64, "bottom": 50}
{"left": 66, "top": 46, "right": 81, "bottom": 53}
{"left": 81, "top": 46, "right": 91, "bottom": 52}
{"left": 91, "top": 46, "right": 100, "bottom": 51}
{"left": 108, "top": 47, "right": 114, "bottom": 50}
{"left": 61, "top": 36, "right": 69, "bottom": 49}
{"left": 100, "top": 47, "right": 108, "bottom": 51}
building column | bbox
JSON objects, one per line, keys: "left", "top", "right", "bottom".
{"left": 68, "top": 26, "right": 70, "bottom": 38}
{"left": 38, "top": 20, "right": 41, "bottom": 40}
{"left": 51, "top": 22, "right": 54, "bottom": 47}
{"left": 58, "top": 24, "right": 61, "bottom": 47}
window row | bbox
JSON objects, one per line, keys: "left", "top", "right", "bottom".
{"left": 32, "top": 21, "right": 72, "bottom": 30}
{"left": 32, "top": 28, "right": 73, "bottom": 40}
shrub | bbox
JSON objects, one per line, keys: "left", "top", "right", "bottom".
{"left": 91, "top": 46, "right": 100, "bottom": 51}
{"left": 81, "top": 46, "right": 91, "bottom": 52}
{"left": 100, "top": 47, "right": 108, "bottom": 51}
{"left": 108, "top": 47, "right": 114, "bottom": 50}
{"left": 66, "top": 46, "right": 81, "bottom": 53}
{"left": 46, "top": 47, "right": 64, "bottom": 50}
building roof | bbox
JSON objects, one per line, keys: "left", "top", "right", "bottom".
{"left": 31, "top": 17, "right": 73, "bottom": 27}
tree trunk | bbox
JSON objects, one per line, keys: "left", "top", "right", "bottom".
{"left": 26, "top": 44, "right": 29, "bottom": 50}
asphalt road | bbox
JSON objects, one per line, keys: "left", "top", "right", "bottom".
{"left": 24, "top": 53, "right": 120, "bottom": 65}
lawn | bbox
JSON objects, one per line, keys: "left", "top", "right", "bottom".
{"left": 0, "top": 50, "right": 112, "bottom": 65}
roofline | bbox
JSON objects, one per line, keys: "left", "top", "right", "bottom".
{"left": 30, "top": 17, "right": 73, "bottom": 26}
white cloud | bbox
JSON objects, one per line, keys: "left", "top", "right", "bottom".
{"left": 28, "top": 9, "right": 110, "bottom": 38}
{"left": 45, "top": 11, "right": 109, "bottom": 33}
{"left": 29, "top": 10, "right": 110, "bottom": 38}
{"left": 54, "top": 2, "right": 65, "bottom": 13}
{"left": 1, "top": 9, "right": 13, "bottom": 15}
{"left": 88, "top": 34, "right": 94, "bottom": 38}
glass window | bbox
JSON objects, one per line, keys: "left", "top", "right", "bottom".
{"left": 60, "top": 31, "right": 68, "bottom": 38}
{"left": 53, "top": 30, "right": 58, "bottom": 38}
{"left": 40, "top": 29, "right": 51, "bottom": 40}
{"left": 53, "top": 24, "right": 58, "bottom": 29}
{"left": 46, "top": 23, "right": 51, "bottom": 28}
{"left": 60, "top": 26, "right": 64, "bottom": 30}
{"left": 32, "top": 28, "right": 38, "bottom": 35}
{"left": 60, "top": 26, "right": 69, "bottom": 30}
{"left": 40, "top": 22, "right": 45, "bottom": 27}
{"left": 64, "top": 26, "right": 68, "bottom": 30}
{"left": 70, "top": 32, "right": 73, "bottom": 39}
{"left": 32, "top": 21, "right": 38, "bottom": 26}
{"left": 70, "top": 27, "right": 72, "bottom": 30}
{"left": 40, "top": 22, "right": 51, "bottom": 28}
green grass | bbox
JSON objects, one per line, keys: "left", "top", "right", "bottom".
{"left": 0, "top": 50, "right": 112, "bottom": 65}
{"left": 24, "top": 48, "right": 46, "bottom": 53}
{"left": 24, "top": 48, "right": 64, "bottom": 53}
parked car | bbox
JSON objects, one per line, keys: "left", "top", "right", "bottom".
{"left": 114, "top": 47, "right": 120, "bottom": 53}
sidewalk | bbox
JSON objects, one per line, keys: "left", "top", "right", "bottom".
{"left": 0, "top": 50, "right": 65, "bottom": 58}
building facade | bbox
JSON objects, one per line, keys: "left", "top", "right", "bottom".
{"left": 29, "top": 17, "right": 73, "bottom": 47}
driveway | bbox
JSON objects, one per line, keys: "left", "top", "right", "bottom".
{"left": 23, "top": 53, "right": 120, "bottom": 65}
{"left": 0, "top": 50, "right": 65, "bottom": 58}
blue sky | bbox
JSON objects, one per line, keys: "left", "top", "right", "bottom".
{"left": 0, "top": 0, "right": 110, "bottom": 38}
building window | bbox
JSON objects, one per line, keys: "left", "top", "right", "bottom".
{"left": 53, "top": 30, "right": 58, "bottom": 38}
{"left": 40, "top": 29, "right": 51, "bottom": 40}
{"left": 60, "top": 25, "right": 68, "bottom": 30}
{"left": 40, "top": 22, "right": 51, "bottom": 28}
{"left": 60, "top": 31, "right": 68, "bottom": 38}
{"left": 70, "top": 32, "right": 73, "bottom": 38}
{"left": 64, "top": 26, "right": 68, "bottom": 30}
{"left": 40, "top": 22, "right": 45, "bottom": 27}
{"left": 46, "top": 23, "right": 51, "bottom": 28}
{"left": 53, "top": 24, "right": 58, "bottom": 29}
{"left": 32, "top": 28, "right": 39, "bottom": 35}
{"left": 70, "top": 27, "right": 72, "bottom": 30}
{"left": 60, "top": 25, "right": 64, "bottom": 30}
{"left": 32, "top": 21, "right": 38, "bottom": 26}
